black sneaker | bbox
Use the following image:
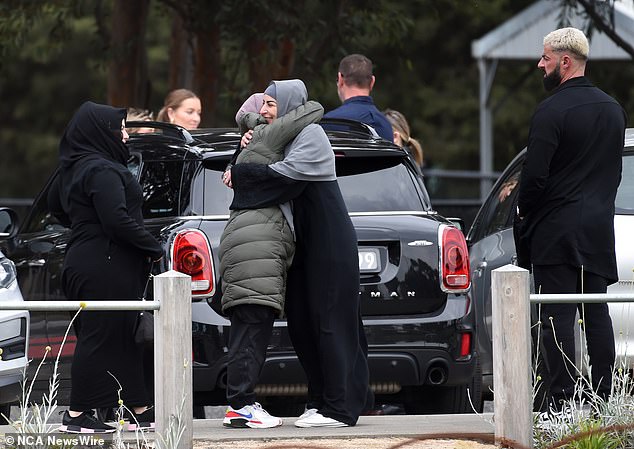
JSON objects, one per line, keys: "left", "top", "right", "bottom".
{"left": 126, "top": 406, "right": 155, "bottom": 431}
{"left": 59, "top": 410, "right": 116, "bottom": 434}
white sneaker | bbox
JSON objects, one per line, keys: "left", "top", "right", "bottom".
{"left": 298, "top": 408, "right": 318, "bottom": 420}
{"left": 294, "top": 411, "right": 348, "bottom": 428}
{"left": 223, "top": 402, "right": 283, "bottom": 429}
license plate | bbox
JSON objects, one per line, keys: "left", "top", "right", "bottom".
{"left": 359, "top": 248, "right": 381, "bottom": 273}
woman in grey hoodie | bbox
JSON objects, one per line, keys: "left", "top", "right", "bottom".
{"left": 219, "top": 86, "right": 323, "bottom": 429}
{"left": 228, "top": 79, "right": 373, "bottom": 428}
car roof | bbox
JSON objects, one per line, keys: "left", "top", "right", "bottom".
{"left": 128, "top": 121, "right": 407, "bottom": 160}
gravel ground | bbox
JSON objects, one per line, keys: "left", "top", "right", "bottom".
{"left": 193, "top": 437, "right": 497, "bottom": 449}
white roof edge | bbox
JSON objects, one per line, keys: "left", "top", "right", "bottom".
{"left": 472, "top": 0, "right": 550, "bottom": 58}
{"left": 472, "top": 0, "right": 634, "bottom": 60}
{"left": 614, "top": 1, "right": 634, "bottom": 39}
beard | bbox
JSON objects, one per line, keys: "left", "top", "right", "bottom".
{"left": 542, "top": 65, "right": 562, "bottom": 92}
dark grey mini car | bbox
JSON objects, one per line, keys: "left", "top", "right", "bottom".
{"left": 467, "top": 128, "right": 634, "bottom": 398}
{"left": 0, "top": 120, "right": 481, "bottom": 415}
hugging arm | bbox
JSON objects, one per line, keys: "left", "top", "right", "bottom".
{"left": 231, "top": 163, "right": 307, "bottom": 209}
{"left": 249, "top": 101, "right": 324, "bottom": 150}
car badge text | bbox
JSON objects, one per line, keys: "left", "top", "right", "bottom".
{"left": 407, "top": 240, "right": 433, "bottom": 247}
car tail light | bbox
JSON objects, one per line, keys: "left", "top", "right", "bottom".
{"left": 439, "top": 225, "right": 471, "bottom": 292}
{"left": 459, "top": 332, "right": 472, "bottom": 358}
{"left": 172, "top": 229, "right": 215, "bottom": 296}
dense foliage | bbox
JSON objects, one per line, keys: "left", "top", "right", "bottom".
{"left": 1, "top": 0, "right": 632, "bottom": 199}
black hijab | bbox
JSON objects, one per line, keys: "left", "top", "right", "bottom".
{"left": 59, "top": 101, "right": 129, "bottom": 168}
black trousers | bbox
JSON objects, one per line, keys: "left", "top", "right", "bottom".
{"left": 533, "top": 264, "right": 615, "bottom": 408}
{"left": 226, "top": 304, "right": 275, "bottom": 410}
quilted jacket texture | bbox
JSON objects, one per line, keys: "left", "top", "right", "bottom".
{"left": 218, "top": 101, "right": 324, "bottom": 314}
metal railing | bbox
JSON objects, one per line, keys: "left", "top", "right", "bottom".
{"left": 491, "top": 265, "right": 634, "bottom": 448}
{"left": 0, "top": 271, "right": 193, "bottom": 449}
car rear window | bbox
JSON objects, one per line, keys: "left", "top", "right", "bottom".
{"left": 138, "top": 160, "right": 184, "bottom": 218}
{"left": 203, "top": 167, "right": 234, "bottom": 215}
{"left": 615, "top": 151, "right": 633, "bottom": 214}
{"left": 338, "top": 161, "right": 425, "bottom": 212}
{"left": 202, "top": 156, "right": 425, "bottom": 215}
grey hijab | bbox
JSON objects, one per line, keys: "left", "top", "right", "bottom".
{"left": 265, "top": 80, "right": 336, "bottom": 181}
{"left": 264, "top": 80, "right": 306, "bottom": 117}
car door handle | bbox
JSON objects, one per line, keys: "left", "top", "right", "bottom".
{"left": 21, "top": 259, "right": 46, "bottom": 267}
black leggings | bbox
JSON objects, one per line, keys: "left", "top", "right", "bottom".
{"left": 226, "top": 304, "right": 275, "bottom": 409}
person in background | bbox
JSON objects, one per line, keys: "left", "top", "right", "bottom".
{"left": 323, "top": 54, "right": 393, "bottom": 142}
{"left": 48, "top": 102, "right": 163, "bottom": 433}
{"left": 126, "top": 108, "right": 154, "bottom": 134}
{"left": 226, "top": 79, "right": 373, "bottom": 428}
{"left": 156, "top": 88, "right": 201, "bottom": 130}
{"left": 515, "top": 27, "right": 626, "bottom": 411}
{"left": 383, "top": 109, "right": 424, "bottom": 168}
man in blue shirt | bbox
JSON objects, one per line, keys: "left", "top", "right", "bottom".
{"left": 323, "top": 54, "right": 394, "bottom": 142}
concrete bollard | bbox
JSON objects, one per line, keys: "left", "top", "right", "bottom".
{"left": 492, "top": 264, "right": 532, "bottom": 448}
{"left": 154, "top": 270, "right": 193, "bottom": 449}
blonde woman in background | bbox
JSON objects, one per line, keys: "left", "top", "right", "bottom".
{"left": 126, "top": 108, "right": 154, "bottom": 134}
{"left": 383, "top": 109, "right": 424, "bottom": 168}
{"left": 156, "top": 88, "right": 201, "bottom": 130}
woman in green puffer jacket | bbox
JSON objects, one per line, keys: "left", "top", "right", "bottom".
{"left": 219, "top": 95, "right": 323, "bottom": 314}
{"left": 218, "top": 83, "right": 323, "bottom": 426}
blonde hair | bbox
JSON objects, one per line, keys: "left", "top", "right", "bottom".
{"left": 157, "top": 89, "right": 199, "bottom": 123}
{"left": 126, "top": 108, "right": 154, "bottom": 133}
{"left": 384, "top": 109, "right": 423, "bottom": 166}
{"left": 126, "top": 108, "right": 153, "bottom": 122}
{"left": 544, "top": 27, "right": 589, "bottom": 60}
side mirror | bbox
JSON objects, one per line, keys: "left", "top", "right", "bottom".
{"left": 0, "top": 208, "right": 19, "bottom": 238}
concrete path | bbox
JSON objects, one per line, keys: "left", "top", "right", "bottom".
{"left": 191, "top": 413, "right": 495, "bottom": 442}
{"left": 0, "top": 413, "right": 495, "bottom": 446}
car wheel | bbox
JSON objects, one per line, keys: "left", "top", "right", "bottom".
{"left": 404, "top": 358, "right": 483, "bottom": 414}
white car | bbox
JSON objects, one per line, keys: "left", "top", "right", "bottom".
{"left": 0, "top": 249, "right": 29, "bottom": 420}
{"left": 609, "top": 136, "right": 634, "bottom": 365}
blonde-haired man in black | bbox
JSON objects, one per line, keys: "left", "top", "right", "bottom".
{"left": 515, "top": 27, "right": 627, "bottom": 410}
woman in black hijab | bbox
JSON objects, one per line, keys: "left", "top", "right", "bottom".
{"left": 48, "top": 102, "right": 163, "bottom": 433}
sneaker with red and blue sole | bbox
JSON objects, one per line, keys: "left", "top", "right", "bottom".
{"left": 223, "top": 402, "right": 282, "bottom": 429}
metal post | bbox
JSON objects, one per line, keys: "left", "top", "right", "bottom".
{"left": 478, "top": 58, "right": 498, "bottom": 202}
{"left": 154, "top": 270, "right": 192, "bottom": 449}
{"left": 492, "top": 264, "right": 532, "bottom": 448}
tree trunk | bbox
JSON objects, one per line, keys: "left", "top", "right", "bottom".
{"left": 192, "top": 27, "right": 220, "bottom": 126}
{"left": 107, "top": 0, "right": 150, "bottom": 108}
{"left": 246, "top": 39, "right": 271, "bottom": 92}
{"left": 274, "top": 37, "right": 295, "bottom": 80}
{"left": 168, "top": 15, "right": 194, "bottom": 91}
{"left": 246, "top": 38, "right": 296, "bottom": 93}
